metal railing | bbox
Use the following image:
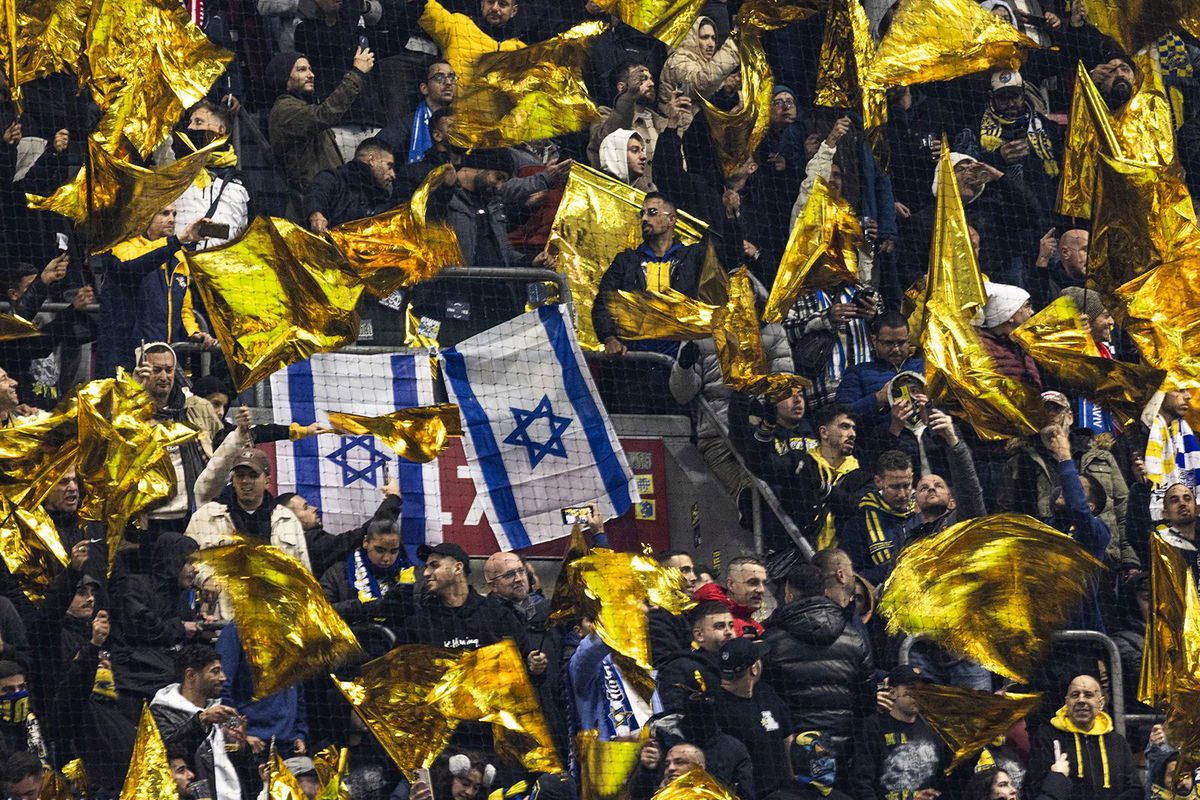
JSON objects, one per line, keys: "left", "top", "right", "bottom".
{"left": 898, "top": 630, "right": 1127, "bottom": 736}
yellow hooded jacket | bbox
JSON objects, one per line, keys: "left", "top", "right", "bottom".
{"left": 1041, "top": 704, "right": 1138, "bottom": 798}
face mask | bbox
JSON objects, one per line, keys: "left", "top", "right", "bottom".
{"left": 0, "top": 689, "right": 30, "bottom": 724}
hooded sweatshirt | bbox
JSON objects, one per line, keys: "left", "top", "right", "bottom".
{"left": 151, "top": 682, "right": 241, "bottom": 800}
{"left": 599, "top": 128, "right": 639, "bottom": 184}
{"left": 1028, "top": 707, "right": 1140, "bottom": 800}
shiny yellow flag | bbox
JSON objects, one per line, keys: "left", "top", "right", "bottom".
{"left": 1058, "top": 59, "right": 1182, "bottom": 221}
{"left": 1077, "top": 0, "right": 1200, "bottom": 56}
{"left": 0, "top": 0, "right": 89, "bottom": 114}
{"left": 577, "top": 730, "right": 646, "bottom": 800}
{"left": 736, "top": 0, "right": 820, "bottom": 28}
{"left": 0, "top": 489, "right": 68, "bottom": 603}
{"left": 907, "top": 684, "right": 1042, "bottom": 773}
{"left": 119, "top": 706, "right": 179, "bottom": 800}
{"left": 593, "top": 0, "right": 706, "bottom": 48}
{"left": 74, "top": 370, "right": 198, "bottom": 576}
{"left": 1113, "top": 257, "right": 1200, "bottom": 392}
{"left": 763, "top": 176, "right": 864, "bottom": 323}
{"left": 328, "top": 164, "right": 462, "bottom": 296}
{"left": 427, "top": 640, "right": 562, "bottom": 774}
{"left": 27, "top": 133, "right": 230, "bottom": 255}
{"left": 697, "top": 26, "right": 774, "bottom": 179}
{"left": 545, "top": 162, "right": 707, "bottom": 349}
{"left": 548, "top": 524, "right": 590, "bottom": 623}
{"left": 0, "top": 313, "right": 41, "bottom": 341}
{"left": 82, "top": 0, "right": 232, "bottom": 157}
{"left": 0, "top": 394, "right": 80, "bottom": 511}
{"left": 603, "top": 288, "right": 720, "bottom": 341}
{"left": 449, "top": 21, "right": 605, "bottom": 150}
{"left": 313, "top": 747, "right": 350, "bottom": 800}
{"left": 651, "top": 768, "right": 738, "bottom": 800}
{"left": 326, "top": 405, "right": 463, "bottom": 464}
{"left": 185, "top": 216, "right": 365, "bottom": 392}
{"left": 1011, "top": 296, "right": 1165, "bottom": 427}
{"left": 917, "top": 147, "right": 1045, "bottom": 439}
{"left": 879, "top": 513, "right": 1104, "bottom": 682}
{"left": 268, "top": 747, "right": 308, "bottom": 800}
{"left": 863, "top": 0, "right": 1038, "bottom": 89}
{"left": 1140, "top": 531, "right": 1195, "bottom": 707}
{"left": 814, "top": 0, "right": 886, "bottom": 130}
{"left": 334, "top": 645, "right": 461, "bottom": 781}
{"left": 713, "top": 268, "right": 810, "bottom": 401}
{"left": 193, "top": 538, "right": 361, "bottom": 697}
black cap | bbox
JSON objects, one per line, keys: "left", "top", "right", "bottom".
{"left": 460, "top": 148, "right": 515, "bottom": 176}
{"left": 888, "top": 664, "right": 932, "bottom": 687}
{"left": 718, "top": 636, "right": 769, "bottom": 677}
{"left": 417, "top": 542, "right": 471, "bottom": 575}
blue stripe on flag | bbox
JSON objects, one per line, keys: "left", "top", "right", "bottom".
{"left": 537, "top": 305, "right": 633, "bottom": 514}
{"left": 442, "top": 347, "right": 532, "bottom": 549}
{"left": 286, "top": 360, "right": 323, "bottom": 514}
{"left": 390, "top": 354, "right": 427, "bottom": 554}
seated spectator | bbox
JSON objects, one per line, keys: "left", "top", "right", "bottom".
{"left": 267, "top": 47, "right": 375, "bottom": 200}
{"left": 418, "top": 0, "right": 525, "bottom": 85}
{"left": 763, "top": 563, "right": 873, "bottom": 767}
{"left": 1026, "top": 674, "right": 1139, "bottom": 800}
{"left": 175, "top": 100, "right": 250, "bottom": 249}
{"left": 150, "top": 645, "right": 250, "bottom": 800}
{"left": 849, "top": 665, "right": 950, "bottom": 800}
{"left": 656, "top": 16, "right": 739, "bottom": 134}
{"left": 305, "top": 137, "right": 397, "bottom": 232}
{"left": 588, "top": 62, "right": 669, "bottom": 172}
{"left": 1031, "top": 228, "right": 1088, "bottom": 310}
{"left": 694, "top": 557, "right": 768, "bottom": 638}
{"left": 654, "top": 601, "right": 734, "bottom": 713}
{"left": 840, "top": 450, "right": 915, "bottom": 585}
{"left": 96, "top": 209, "right": 213, "bottom": 377}
{"left": 320, "top": 519, "right": 410, "bottom": 625}
{"left": 835, "top": 311, "right": 924, "bottom": 433}
{"left": 597, "top": 129, "right": 652, "bottom": 190}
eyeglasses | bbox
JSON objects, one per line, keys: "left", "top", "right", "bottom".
{"left": 427, "top": 72, "right": 458, "bottom": 84}
{"left": 487, "top": 568, "right": 525, "bottom": 584}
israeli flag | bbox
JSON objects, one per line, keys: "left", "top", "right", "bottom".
{"left": 269, "top": 353, "right": 443, "bottom": 555}
{"left": 440, "top": 305, "right": 639, "bottom": 550}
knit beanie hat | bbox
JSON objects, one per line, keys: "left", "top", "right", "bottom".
{"left": 981, "top": 281, "right": 1030, "bottom": 328}
{"left": 266, "top": 51, "right": 305, "bottom": 96}
{"left": 1059, "top": 286, "right": 1107, "bottom": 323}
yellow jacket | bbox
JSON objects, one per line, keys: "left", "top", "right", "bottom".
{"left": 418, "top": 0, "right": 525, "bottom": 83}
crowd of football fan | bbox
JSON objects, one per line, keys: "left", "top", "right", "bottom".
{"left": 0, "top": 0, "right": 1199, "bottom": 797}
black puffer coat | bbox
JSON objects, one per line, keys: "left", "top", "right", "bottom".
{"left": 761, "top": 596, "right": 875, "bottom": 755}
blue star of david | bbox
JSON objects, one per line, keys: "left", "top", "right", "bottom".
{"left": 326, "top": 435, "right": 391, "bottom": 487}
{"left": 504, "top": 395, "right": 572, "bottom": 468}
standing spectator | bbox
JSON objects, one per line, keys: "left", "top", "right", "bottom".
{"left": 902, "top": 412, "right": 986, "bottom": 542}
{"left": 839, "top": 450, "right": 915, "bottom": 585}
{"left": 656, "top": 16, "right": 739, "bottom": 134}
{"left": 977, "top": 281, "right": 1040, "bottom": 385}
{"left": 694, "top": 557, "right": 769, "bottom": 638}
{"left": 655, "top": 602, "right": 734, "bottom": 713}
{"left": 1058, "top": 286, "right": 1119, "bottom": 434}
{"left": 41, "top": 469, "right": 81, "bottom": 550}
{"left": 304, "top": 137, "right": 397, "bottom": 232}
{"left": 1146, "top": 389, "right": 1199, "bottom": 519}
{"left": 588, "top": 62, "right": 670, "bottom": 171}
{"left": 377, "top": 60, "right": 457, "bottom": 165}
{"left": 762, "top": 564, "right": 874, "bottom": 764}
{"left": 584, "top": 4, "right": 667, "bottom": 109}
{"left": 1031, "top": 229, "right": 1088, "bottom": 309}
{"left": 566, "top": 619, "right": 653, "bottom": 741}
{"left": 849, "top": 665, "right": 949, "bottom": 800}
{"left": 770, "top": 732, "right": 852, "bottom": 800}
{"left": 150, "top": 645, "right": 249, "bottom": 800}
{"left": 133, "top": 204, "right": 221, "bottom": 353}
{"left": 278, "top": 484, "right": 402, "bottom": 579}
{"left": 320, "top": 519, "right": 410, "bottom": 626}
{"left": 175, "top": 100, "right": 250, "bottom": 249}
{"left": 784, "top": 283, "right": 878, "bottom": 412}
{"left": 1025, "top": 674, "right": 1140, "bottom": 800}
{"left": 1152, "top": 484, "right": 1199, "bottom": 585}
{"left": 836, "top": 311, "right": 925, "bottom": 434}
{"left": 597, "top": 129, "right": 652, "bottom": 190}
{"left": 266, "top": 47, "right": 374, "bottom": 201}
{"left": 713, "top": 636, "right": 794, "bottom": 798}
{"left": 214, "top": 624, "right": 307, "bottom": 761}
{"left": 974, "top": 70, "right": 1061, "bottom": 211}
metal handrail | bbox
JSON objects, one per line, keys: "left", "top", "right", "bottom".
{"left": 898, "top": 630, "right": 1126, "bottom": 736}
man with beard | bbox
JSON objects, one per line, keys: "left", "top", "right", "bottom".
{"left": 1091, "top": 54, "right": 1137, "bottom": 112}
{"left": 305, "top": 137, "right": 397, "bottom": 232}
{"left": 267, "top": 47, "right": 375, "bottom": 199}
{"left": 418, "top": 0, "right": 526, "bottom": 86}
{"left": 278, "top": 483, "right": 402, "bottom": 580}
{"left": 1153, "top": 484, "right": 1199, "bottom": 586}
{"left": 588, "top": 61, "right": 672, "bottom": 173}
{"left": 975, "top": 70, "right": 1061, "bottom": 210}
{"left": 174, "top": 100, "right": 249, "bottom": 249}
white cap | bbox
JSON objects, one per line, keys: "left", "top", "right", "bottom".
{"left": 991, "top": 69, "right": 1024, "bottom": 92}
{"left": 981, "top": 281, "right": 1031, "bottom": 328}
{"left": 931, "top": 153, "right": 979, "bottom": 197}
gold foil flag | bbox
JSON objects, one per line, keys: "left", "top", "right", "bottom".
{"left": 577, "top": 729, "right": 643, "bottom": 800}
{"left": 450, "top": 21, "right": 604, "bottom": 150}
{"left": 0, "top": 488, "right": 68, "bottom": 603}
{"left": 603, "top": 288, "right": 719, "bottom": 341}
{"left": 1077, "top": 0, "right": 1200, "bottom": 56}
{"left": 82, "top": 0, "right": 232, "bottom": 157}
{"left": 313, "top": 747, "right": 349, "bottom": 800}
{"left": 0, "top": 313, "right": 40, "bottom": 341}
{"left": 907, "top": 683, "right": 1042, "bottom": 773}
{"left": 326, "top": 405, "right": 463, "bottom": 464}
{"left": 879, "top": 513, "right": 1103, "bottom": 682}
{"left": 335, "top": 645, "right": 460, "bottom": 780}
{"left": 119, "top": 706, "right": 179, "bottom": 800}
{"left": 1140, "top": 531, "right": 1195, "bottom": 707}
{"left": 814, "top": 0, "right": 885, "bottom": 130}
{"left": 546, "top": 162, "right": 706, "bottom": 349}
{"left": 1114, "top": 257, "right": 1200, "bottom": 392}
{"left": 697, "top": 26, "right": 774, "bottom": 179}
{"left": 268, "top": 746, "right": 308, "bottom": 800}
{"left": 328, "top": 164, "right": 462, "bottom": 296}
{"left": 651, "top": 768, "right": 738, "bottom": 800}
{"left": 1011, "top": 295, "right": 1165, "bottom": 427}
{"left": 713, "top": 268, "right": 810, "bottom": 400}
{"left": 193, "top": 537, "right": 362, "bottom": 697}
{"left": 864, "top": 0, "right": 1038, "bottom": 90}
{"left": 74, "top": 370, "right": 198, "bottom": 576}
{"left": 0, "top": 0, "right": 88, "bottom": 114}
{"left": 736, "top": 0, "right": 820, "bottom": 29}
{"left": 763, "top": 176, "right": 864, "bottom": 323}
{"left": 594, "top": 0, "right": 706, "bottom": 48}
{"left": 427, "top": 640, "right": 562, "bottom": 774}
{"left": 185, "top": 216, "right": 365, "bottom": 392}
{"left": 549, "top": 524, "right": 590, "bottom": 623}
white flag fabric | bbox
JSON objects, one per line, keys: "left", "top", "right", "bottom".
{"left": 269, "top": 353, "right": 443, "bottom": 554}
{"left": 439, "top": 305, "right": 638, "bottom": 550}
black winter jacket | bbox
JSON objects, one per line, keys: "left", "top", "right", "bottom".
{"left": 762, "top": 596, "right": 875, "bottom": 756}
{"left": 303, "top": 159, "right": 394, "bottom": 229}
{"left": 383, "top": 584, "right": 528, "bottom": 652}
